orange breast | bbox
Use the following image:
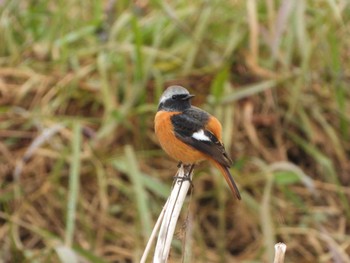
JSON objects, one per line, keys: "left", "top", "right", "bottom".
{"left": 154, "top": 111, "right": 205, "bottom": 164}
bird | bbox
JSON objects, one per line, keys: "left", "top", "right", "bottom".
{"left": 154, "top": 85, "right": 241, "bottom": 200}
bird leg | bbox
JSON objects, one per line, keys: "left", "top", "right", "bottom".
{"left": 184, "top": 164, "right": 195, "bottom": 177}
{"left": 173, "top": 164, "right": 195, "bottom": 190}
{"left": 177, "top": 161, "right": 183, "bottom": 168}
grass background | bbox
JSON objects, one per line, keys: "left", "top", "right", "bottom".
{"left": 1, "top": 0, "right": 350, "bottom": 262}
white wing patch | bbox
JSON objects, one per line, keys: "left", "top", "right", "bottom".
{"left": 192, "top": 129, "right": 211, "bottom": 141}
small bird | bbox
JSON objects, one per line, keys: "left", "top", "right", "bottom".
{"left": 154, "top": 86, "right": 241, "bottom": 200}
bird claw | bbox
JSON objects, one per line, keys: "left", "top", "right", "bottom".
{"left": 173, "top": 163, "right": 195, "bottom": 188}
{"left": 173, "top": 175, "right": 191, "bottom": 182}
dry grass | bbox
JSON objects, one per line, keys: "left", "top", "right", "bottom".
{"left": 1, "top": 0, "right": 350, "bottom": 262}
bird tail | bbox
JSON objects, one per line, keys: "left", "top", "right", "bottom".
{"left": 211, "top": 160, "right": 241, "bottom": 200}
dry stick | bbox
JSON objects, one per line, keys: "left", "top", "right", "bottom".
{"left": 273, "top": 242, "right": 287, "bottom": 263}
{"left": 154, "top": 165, "right": 193, "bottom": 262}
{"left": 140, "top": 198, "right": 169, "bottom": 263}
{"left": 141, "top": 165, "right": 193, "bottom": 263}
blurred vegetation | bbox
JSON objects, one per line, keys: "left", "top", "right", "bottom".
{"left": 1, "top": 0, "right": 350, "bottom": 262}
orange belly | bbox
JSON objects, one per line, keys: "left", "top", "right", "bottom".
{"left": 154, "top": 111, "right": 205, "bottom": 164}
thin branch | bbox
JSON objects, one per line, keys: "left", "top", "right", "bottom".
{"left": 141, "top": 165, "right": 193, "bottom": 263}
{"left": 140, "top": 199, "right": 169, "bottom": 263}
{"left": 273, "top": 242, "right": 287, "bottom": 263}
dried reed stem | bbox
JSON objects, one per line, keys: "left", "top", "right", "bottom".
{"left": 273, "top": 242, "right": 287, "bottom": 263}
{"left": 141, "top": 165, "right": 193, "bottom": 263}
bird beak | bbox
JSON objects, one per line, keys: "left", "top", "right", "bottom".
{"left": 182, "top": 94, "right": 195, "bottom": 100}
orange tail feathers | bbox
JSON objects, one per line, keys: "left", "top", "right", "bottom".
{"left": 211, "top": 160, "right": 241, "bottom": 200}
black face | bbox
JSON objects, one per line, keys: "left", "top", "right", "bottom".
{"left": 158, "top": 93, "right": 194, "bottom": 111}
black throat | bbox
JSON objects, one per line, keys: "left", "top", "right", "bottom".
{"left": 158, "top": 98, "right": 192, "bottom": 112}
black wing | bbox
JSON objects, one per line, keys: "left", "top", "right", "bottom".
{"left": 171, "top": 109, "right": 232, "bottom": 167}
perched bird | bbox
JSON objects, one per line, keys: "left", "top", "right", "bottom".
{"left": 154, "top": 86, "right": 241, "bottom": 200}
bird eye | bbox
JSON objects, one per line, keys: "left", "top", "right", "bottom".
{"left": 172, "top": 95, "right": 177, "bottom": 100}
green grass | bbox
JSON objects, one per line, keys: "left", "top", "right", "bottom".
{"left": 1, "top": 0, "right": 350, "bottom": 262}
